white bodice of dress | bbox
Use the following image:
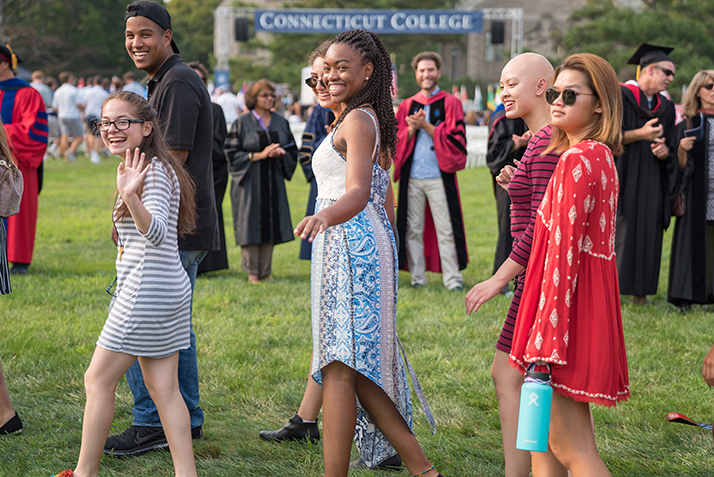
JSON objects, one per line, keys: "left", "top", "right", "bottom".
{"left": 311, "top": 109, "right": 388, "bottom": 207}
{"left": 313, "top": 129, "right": 348, "bottom": 201}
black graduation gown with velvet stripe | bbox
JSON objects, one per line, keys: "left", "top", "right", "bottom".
{"left": 615, "top": 84, "right": 677, "bottom": 296}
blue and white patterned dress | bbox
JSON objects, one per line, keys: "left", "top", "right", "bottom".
{"left": 310, "top": 109, "right": 412, "bottom": 468}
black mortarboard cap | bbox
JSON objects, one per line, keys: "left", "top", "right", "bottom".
{"left": 0, "top": 44, "right": 22, "bottom": 70}
{"left": 125, "top": 1, "right": 180, "bottom": 54}
{"left": 626, "top": 43, "right": 674, "bottom": 67}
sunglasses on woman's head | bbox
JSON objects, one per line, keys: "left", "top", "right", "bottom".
{"left": 304, "top": 76, "right": 325, "bottom": 88}
{"left": 545, "top": 87, "right": 598, "bottom": 106}
{"left": 703, "top": 83, "right": 714, "bottom": 91}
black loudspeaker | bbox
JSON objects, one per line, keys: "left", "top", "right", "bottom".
{"left": 491, "top": 21, "right": 505, "bottom": 45}
{"left": 235, "top": 18, "right": 251, "bottom": 42}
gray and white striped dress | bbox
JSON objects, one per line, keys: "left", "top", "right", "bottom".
{"left": 97, "top": 159, "right": 191, "bottom": 358}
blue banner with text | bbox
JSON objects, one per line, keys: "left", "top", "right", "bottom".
{"left": 253, "top": 9, "right": 483, "bottom": 35}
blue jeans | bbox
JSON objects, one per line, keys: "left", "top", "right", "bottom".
{"left": 126, "top": 249, "right": 208, "bottom": 428}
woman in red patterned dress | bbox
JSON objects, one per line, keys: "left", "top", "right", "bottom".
{"left": 509, "top": 54, "right": 629, "bottom": 476}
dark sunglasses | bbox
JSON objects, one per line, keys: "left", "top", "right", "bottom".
{"left": 655, "top": 65, "right": 675, "bottom": 78}
{"left": 703, "top": 83, "right": 714, "bottom": 91}
{"left": 304, "top": 76, "right": 325, "bottom": 88}
{"left": 545, "top": 87, "right": 598, "bottom": 106}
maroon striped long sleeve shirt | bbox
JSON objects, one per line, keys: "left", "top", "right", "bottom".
{"left": 507, "top": 124, "right": 561, "bottom": 267}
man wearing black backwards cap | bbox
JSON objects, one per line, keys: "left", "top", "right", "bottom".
{"left": 104, "top": 0, "right": 218, "bottom": 457}
{"left": 0, "top": 45, "right": 48, "bottom": 276}
{"left": 616, "top": 43, "right": 677, "bottom": 305}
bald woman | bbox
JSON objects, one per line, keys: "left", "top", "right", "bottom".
{"left": 466, "top": 53, "right": 568, "bottom": 477}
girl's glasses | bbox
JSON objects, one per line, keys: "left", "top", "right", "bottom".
{"left": 98, "top": 119, "right": 144, "bottom": 132}
{"left": 545, "top": 88, "right": 598, "bottom": 106}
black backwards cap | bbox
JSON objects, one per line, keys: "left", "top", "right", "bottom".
{"left": 0, "top": 44, "right": 22, "bottom": 71}
{"left": 125, "top": 1, "right": 180, "bottom": 54}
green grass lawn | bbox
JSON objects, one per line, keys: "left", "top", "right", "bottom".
{"left": 0, "top": 154, "right": 713, "bottom": 476}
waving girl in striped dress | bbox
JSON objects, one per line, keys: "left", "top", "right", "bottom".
{"left": 53, "top": 91, "right": 198, "bottom": 477}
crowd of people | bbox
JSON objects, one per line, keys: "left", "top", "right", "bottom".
{"left": 0, "top": 0, "right": 713, "bottom": 476}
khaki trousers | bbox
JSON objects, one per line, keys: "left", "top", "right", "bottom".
{"left": 241, "top": 243, "right": 274, "bottom": 279}
{"left": 405, "top": 177, "right": 463, "bottom": 289}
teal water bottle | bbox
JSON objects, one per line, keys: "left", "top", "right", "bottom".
{"left": 516, "top": 363, "right": 552, "bottom": 453}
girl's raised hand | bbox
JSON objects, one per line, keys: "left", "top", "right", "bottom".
{"left": 117, "top": 148, "right": 151, "bottom": 199}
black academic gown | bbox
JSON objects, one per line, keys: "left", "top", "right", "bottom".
{"left": 224, "top": 111, "right": 298, "bottom": 247}
{"left": 486, "top": 108, "right": 527, "bottom": 274}
{"left": 198, "top": 103, "right": 229, "bottom": 273}
{"left": 668, "top": 114, "right": 714, "bottom": 305}
{"left": 615, "top": 84, "right": 677, "bottom": 296}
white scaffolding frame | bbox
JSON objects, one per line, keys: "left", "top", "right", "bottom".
{"left": 481, "top": 8, "right": 524, "bottom": 59}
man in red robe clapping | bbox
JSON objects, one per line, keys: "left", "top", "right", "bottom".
{"left": 394, "top": 51, "right": 468, "bottom": 291}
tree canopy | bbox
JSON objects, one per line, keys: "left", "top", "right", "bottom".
{"left": 167, "top": 0, "right": 223, "bottom": 68}
{"left": 2, "top": 0, "right": 136, "bottom": 78}
{"left": 556, "top": 0, "right": 714, "bottom": 100}
{"left": 0, "top": 0, "right": 220, "bottom": 80}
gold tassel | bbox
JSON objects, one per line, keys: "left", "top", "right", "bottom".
{"left": 5, "top": 45, "right": 17, "bottom": 71}
{"left": 636, "top": 65, "right": 641, "bottom": 81}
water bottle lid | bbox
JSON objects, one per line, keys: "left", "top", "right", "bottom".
{"left": 525, "top": 369, "right": 550, "bottom": 381}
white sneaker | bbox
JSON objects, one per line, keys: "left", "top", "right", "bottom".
{"left": 90, "top": 151, "right": 100, "bottom": 164}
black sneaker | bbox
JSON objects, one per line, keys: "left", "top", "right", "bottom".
{"left": 103, "top": 425, "right": 168, "bottom": 457}
{"left": 103, "top": 425, "right": 204, "bottom": 457}
{"left": 10, "top": 263, "right": 28, "bottom": 275}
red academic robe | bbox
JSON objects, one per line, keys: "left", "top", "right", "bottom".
{"left": 394, "top": 89, "right": 468, "bottom": 273}
{"left": 0, "top": 78, "right": 48, "bottom": 264}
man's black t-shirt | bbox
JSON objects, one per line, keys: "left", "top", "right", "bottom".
{"left": 147, "top": 55, "right": 219, "bottom": 251}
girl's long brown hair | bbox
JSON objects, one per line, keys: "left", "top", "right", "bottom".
{"left": 103, "top": 91, "right": 196, "bottom": 237}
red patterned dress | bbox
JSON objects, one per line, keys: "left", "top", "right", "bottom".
{"left": 509, "top": 140, "right": 629, "bottom": 406}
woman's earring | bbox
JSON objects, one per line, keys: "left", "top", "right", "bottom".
{"left": 366, "top": 77, "right": 369, "bottom": 80}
